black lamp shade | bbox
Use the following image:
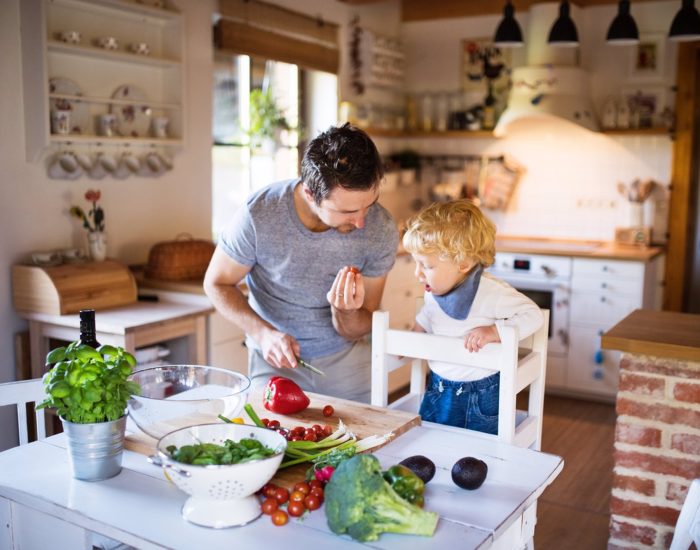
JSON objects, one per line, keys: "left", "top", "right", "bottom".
{"left": 548, "top": 1, "right": 579, "bottom": 47}
{"left": 494, "top": 2, "right": 524, "bottom": 47}
{"left": 668, "top": 0, "right": 700, "bottom": 42}
{"left": 606, "top": 0, "right": 639, "bottom": 45}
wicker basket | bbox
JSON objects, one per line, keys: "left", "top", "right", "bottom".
{"left": 145, "top": 234, "right": 216, "bottom": 281}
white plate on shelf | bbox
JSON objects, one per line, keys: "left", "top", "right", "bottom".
{"left": 49, "top": 77, "right": 92, "bottom": 135}
{"left": 110, "top": 85, "right": 152, "bottom": 138}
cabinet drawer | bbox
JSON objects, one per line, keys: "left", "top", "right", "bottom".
{"left": 209, "top": 312, "right": 245, "bottom": 344}
{"left": 573, "top": 258, "right": 644, "bottom": 280}
{"left": 570, "top": 276, "right": 643, "bottom": 297}
{"left": 570, "top": 292, "right": 639, "bottom": 326}
{"left": 567, "top": 324, "right": 620, "bottom": 397}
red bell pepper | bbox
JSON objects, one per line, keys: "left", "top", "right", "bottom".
{"left": 263, "top": 376, "right": 310, "bottom": 415}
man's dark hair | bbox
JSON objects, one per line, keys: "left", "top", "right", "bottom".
{"left": 301, "top": 123, "right": 384, "bottom": 205}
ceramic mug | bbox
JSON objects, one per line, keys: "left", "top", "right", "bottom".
{"left": 48, "top": 152, "right": 82, "bottom": 179}
{"left": 98, "top": 114, "right": 117, "bottom": 137}
{"left": 31, "top": 250, "right": 62, "bottom": 266}
{"left": 51, "top": 110, "right": 71, "bottom": 135}
{"left": 60, "top": 30, "right": 81, "bottom": 44}
{"left": 75, "top": 152, "right": 93, "bottom": 172}
{"left": 152, "top": 117, "right": 169, "bottom": 138}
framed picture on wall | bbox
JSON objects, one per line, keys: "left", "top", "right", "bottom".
{"left": 628, "top": 33, "right": 665, "bottom": 82}
{"left": 621, "top": 85, "right": 668, "bottom": 128}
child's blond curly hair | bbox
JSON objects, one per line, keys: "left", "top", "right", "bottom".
{"left": 402, "top": 199, "right": 496, "bottom": 267}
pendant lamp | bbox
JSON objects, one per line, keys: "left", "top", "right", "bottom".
{"left": 548, "top": 0, "right": 579, "bottom": 47}
{"left": 606, "top": 0, "right": 639, "bottom": 45}
{"left": 494, "top": 1, "right": 524, "bottom": 48}
{"left": 668, "top": 0, "right": 700, "bottom": 42}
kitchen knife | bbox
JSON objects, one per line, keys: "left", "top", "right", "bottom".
{"left": 296, "top": 357, "right": 325, "bottom": 376}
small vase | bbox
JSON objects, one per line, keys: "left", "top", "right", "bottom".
{"left": 629, "top": 202, "right": 644, "bottom": 228}
{"left": 87, "top": 231, "right": 107, "bottom": 261}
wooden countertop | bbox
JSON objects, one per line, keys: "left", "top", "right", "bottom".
{"left": 495, "top": 236, "right": 664, "bottom": 261}
{"left": 601, "top": 309, "right": 700, "bottom": 362}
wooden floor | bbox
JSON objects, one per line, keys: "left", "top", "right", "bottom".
{"left": 530, "top": 394, "right": 617, "bottom": 550}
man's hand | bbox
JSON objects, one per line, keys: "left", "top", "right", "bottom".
{"left": 464, "top": 325, "right": 500, "bottom": 353}
{"left": 258, "top": 327, "right": 301, "bottom": 369}
{"left": 327, "top": 266, "right": 364, "bottom": 311}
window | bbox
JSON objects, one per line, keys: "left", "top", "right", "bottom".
{"left": 211, "top": 54, "right": 338, "bottom": 238}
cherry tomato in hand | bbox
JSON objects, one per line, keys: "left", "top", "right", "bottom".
{"left": 322, "top": 405, "right": 334, "bottom": 417}
{"left": 271, "top": 510, "right": 288, "bottom": 526}
{"left": 349, "top": 266, "right": 360, "bottom": 274}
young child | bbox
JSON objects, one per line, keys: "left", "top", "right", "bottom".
{"left": 402, "top": 199, "right": 543, "bottom": 434}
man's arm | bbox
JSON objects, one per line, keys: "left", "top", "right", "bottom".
{"left": 330, "top": 272, "right": 387, "bottom": 340}
{"left": 203, "top": 247, "right": 300, "bottom": 368}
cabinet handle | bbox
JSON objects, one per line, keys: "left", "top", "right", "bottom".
{"left": 601, "top": 282, "right": 607, "bottom": 289}
{"left": 600, "top": 296, "right": 606, "bottom": 303}
{"left": 602, "top": 265, "right": 609, "bottom": 272}
{"left": 404, "top": 290, "right": 412, "bottom": 297}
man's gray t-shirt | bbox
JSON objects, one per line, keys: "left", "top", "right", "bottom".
{"left": 219, "top": 178, "right": 398, "bottom": 360}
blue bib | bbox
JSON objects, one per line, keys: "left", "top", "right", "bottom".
{"left": 432, "top": 265, "right": 484, "bottom": 320}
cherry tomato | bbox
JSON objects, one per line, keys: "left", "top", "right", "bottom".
{"left": 309, "top": 479, "right": 323, "bottom": 490}
{"left": 268, "top": 419, "right": 281, "bottom": 430}
{"left": 290, "top": 435, "right": 303, "bottom": 441}
{"left": 262, "top": 484, "right": 278, "bottom": 498}
{"left": 274, "top": 487, "right": 289, "bottom": 504}
{"left": 261, "top": 498, "right": 278, "bottom": 515}
{"left": 271, "top": 510, "right": 288, "bottom": 526}
{"left": 289, "top": 490, "right": 306, "bottom": 503}
{"left": 303, "top": 431, "right": 317, "bottom": 442}
{"left": 310, "top": 486, "right": 324, "bottom": 499}
{"left": 291, "top": 426, "right": 305, "bottom": 437}
{"left": 311, "top": 424, "right": 323, "bottom": 434}
{"left": 261, "top": 418, "right": 270, "bottom": 427}
{"left": 287, "top": 501, "right": 305, "bottom": 517}
{"left": 293, "top": 481, "right": 310, "bottom": 495}
{"left": 322, "top": 424, "right": 333, "bottom": 437}
{"left": 304, "top": 495, "right": 321, "bottom": 511}
{"left": 322, "top": 405, "right": 334, "bottom": 417}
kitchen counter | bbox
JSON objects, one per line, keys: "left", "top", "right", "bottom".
{"left": 495, "top": 236, "right": 664, "bottom": 261}
{"left": 601, "top": 309, "right": 700, "bottom": 362}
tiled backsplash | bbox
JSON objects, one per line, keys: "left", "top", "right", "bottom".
{"left": 375, "top": 123, "right": 672, "bottom": 244}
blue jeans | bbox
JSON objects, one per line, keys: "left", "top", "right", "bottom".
{"left": 419, "top": 371, "right": 500, "bottom": 435}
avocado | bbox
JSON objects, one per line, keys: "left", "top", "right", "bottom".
{"left": 451, "top": 457, "right": 488, "bottom": 490}
{"left": 399, "top": 455, "right": 436, "bottom": 484}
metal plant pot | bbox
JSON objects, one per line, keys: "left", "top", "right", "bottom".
{"left": 61, "top": 415, "right": 126, "bottom": 481}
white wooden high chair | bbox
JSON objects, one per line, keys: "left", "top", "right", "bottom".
{"left": 371, "top": 310, "right": 550, "bottom": 550}
{"left": 0, "top": 378, "right": 47, "bottom": 446}
{"left": 371, "top": 309, "right": 549, "bottom": 451}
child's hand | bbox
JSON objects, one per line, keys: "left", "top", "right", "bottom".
{"left": 464, "top": 325, "right": 500, "bottom": 353}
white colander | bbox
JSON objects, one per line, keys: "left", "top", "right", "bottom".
{"left": 150, "top": 423, "right": 286, "bottom": 528}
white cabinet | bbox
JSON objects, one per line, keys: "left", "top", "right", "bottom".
{"left": 20, "top": 0, "right": 184, "bottom": 162}
{"left": 209, "top": 312, "right": 248, "bottom": 376}
{"left": 567, "top": 256, "right": 663, "bottom": 399}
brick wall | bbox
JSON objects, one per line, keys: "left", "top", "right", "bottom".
{"left": 609, "top": 353, "right": 700, "bottom": 549}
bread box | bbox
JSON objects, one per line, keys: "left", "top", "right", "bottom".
{"left": 12, "top": 260, "right": 137, "bottom": 315}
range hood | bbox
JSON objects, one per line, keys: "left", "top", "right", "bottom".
{"left": 494, "top": 2, "right": 599, "bottom": 136}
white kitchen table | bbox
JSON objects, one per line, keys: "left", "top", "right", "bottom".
{"left": 0, "top": 423, "right": 563, "bottom": 550}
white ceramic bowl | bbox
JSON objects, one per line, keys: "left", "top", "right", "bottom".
{"left": 128, "top": 365, "right": 250, "bottom": 440}
{"left": 152, "top": 423, "right": 286, "bottom": 527}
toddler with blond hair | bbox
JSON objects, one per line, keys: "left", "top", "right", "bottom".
{"left": 402, "top": 199, "right": 543, "bottom": 433}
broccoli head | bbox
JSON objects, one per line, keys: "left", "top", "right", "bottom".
{"left": 324, "top": 454, "right": 439, "bottom": 542}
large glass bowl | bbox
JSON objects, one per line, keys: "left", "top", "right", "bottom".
{"left": 128, "top": 365, "right": 250, "bottom": 440}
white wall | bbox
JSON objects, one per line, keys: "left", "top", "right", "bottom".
{"left": 389, "top": 1, "right": 676, "bottom": 242}
{"left": 0, "top": 0, "right": 216, "bottom": 448}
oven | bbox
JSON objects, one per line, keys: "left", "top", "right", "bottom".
{"left": 488, "top": 253, "right": 572, "bottom": 356}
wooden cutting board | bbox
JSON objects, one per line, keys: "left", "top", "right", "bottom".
{"left": 124, "top": 389, "right": 421, "bottom": 489}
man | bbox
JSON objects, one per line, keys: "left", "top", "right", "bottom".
{"left": 204, "top": 124, "right": 398, "bottom": 403}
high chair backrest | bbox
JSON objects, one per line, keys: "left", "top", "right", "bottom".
{"left": 0, "top": 378, "right": 47, "bottom": 446}
{"left": 371, "top": 309, "right": 549, "bottom": 450}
